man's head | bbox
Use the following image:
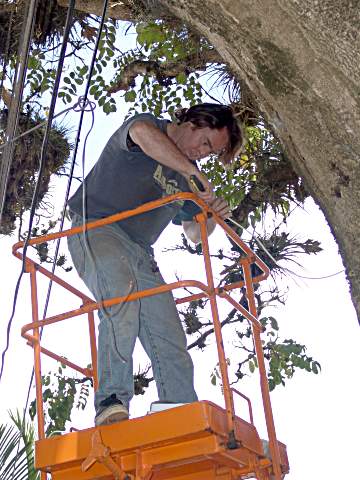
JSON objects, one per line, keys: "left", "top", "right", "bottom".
{"left": 172, "top": 103, "right": 243, "bottom": 165}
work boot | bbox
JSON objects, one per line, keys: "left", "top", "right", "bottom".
{"left": 95, "top": 394, "right": 129, "bottom": 426}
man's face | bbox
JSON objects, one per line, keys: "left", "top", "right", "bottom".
{"left": 177, "top": 123, "right": 230, "bottom": 163}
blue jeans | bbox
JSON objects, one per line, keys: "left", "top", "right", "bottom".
{"left": 67, "top": 213, "right": 197, "bottom": 413}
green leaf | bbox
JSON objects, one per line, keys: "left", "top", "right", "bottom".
{"left": 248, "top": 360, "right": 255, "bottom": 373}
{"left": 176, "top": 72, "right": 187, "bottom": 84}
{"left": 311, "top": 362, "right": 319, "bottom": 374}
{"left": 28, "top": 56, "right": 40, "bottom": 69}
{"left": 270, "top": 316, "right": 279, "bottom": 331}
{"left": 124, "top": 90, "right": 136, "bottom": 102}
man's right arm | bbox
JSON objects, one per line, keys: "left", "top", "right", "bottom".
{"left": 129, "top": 120, "right": 214, "bottom": 203}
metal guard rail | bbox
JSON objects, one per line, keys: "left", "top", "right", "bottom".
{"left": 12, "top": 192, "right": 283, "bottom": 480}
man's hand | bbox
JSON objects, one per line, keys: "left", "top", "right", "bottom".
{"left": 186, "top": 167, "right": 215, "bottom": 203}
{"left": 209, "top": 197, "right": 231, "bottom": 220}
{"left": 186, "top": 170, "right": 230, "bottom": 219}
{"left": 182, "top": 195, "right": 231, "bottom": 244}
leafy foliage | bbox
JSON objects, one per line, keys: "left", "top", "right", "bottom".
{"left": 134, "top": 365, "right": 154, "bottom": 395}
{"left": 20, "top": 217, "right": 73, "bottom": 270}
{"left": 202, "top": 125, "right": 308, "bottom": 229}
{"left": 234, "top": 316, "right": 321, "bottom": 390}
{"left": 29, "top": 364, "right": 155, "bottom": 431}
{"left": 174, "top": 227, "right": 322, "bottom": 391}
{"left": 29, "top": 364, "right": 92, "bottom": 436}
{"left": 0, "top": 113, "right": 71, "bottom": 235}
{"left": 0, "top": 2, "right": 324, "bottom": 420}
{"left": 0, "top": 411, "right": 38, "bottom": 480}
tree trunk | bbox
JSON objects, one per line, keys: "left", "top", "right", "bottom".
{"left": 60, "top": 1, "right": 360, "bottom": 322}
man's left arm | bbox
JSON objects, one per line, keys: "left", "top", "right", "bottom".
{"left": 183, "top": 197, "right": 231, "bottom": 244}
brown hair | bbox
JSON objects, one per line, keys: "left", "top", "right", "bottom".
{"left": 174, "top": 103, "right": 244, "bottom": 164}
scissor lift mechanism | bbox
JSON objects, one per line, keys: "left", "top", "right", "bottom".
{"left": 13, "top": 193, "right": 289, "bottom": 480}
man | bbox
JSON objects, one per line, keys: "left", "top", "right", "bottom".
{"left": 67, "top": 103, "right": 242, "bottom": 426}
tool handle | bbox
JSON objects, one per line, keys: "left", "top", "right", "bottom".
{"left": 189, "top": 175, "right": 205, "bottom": 193}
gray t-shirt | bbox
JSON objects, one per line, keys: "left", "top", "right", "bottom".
{"left": 68, "top": 113, "right": 201, "bottom": 250}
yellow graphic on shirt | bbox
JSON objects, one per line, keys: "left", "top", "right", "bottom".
{"left": 153, "top": 164, "right": 184, "bottom": 199}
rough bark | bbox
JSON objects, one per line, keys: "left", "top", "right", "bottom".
{"left": 58, "top": 1, "right": 360, "bottom": 323}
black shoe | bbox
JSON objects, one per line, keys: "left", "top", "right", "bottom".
{"left": 95, "top": 394, "right": 129, "bottom": 426}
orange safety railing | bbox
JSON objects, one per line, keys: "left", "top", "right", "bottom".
{"left": 13, "top": 192, "right": 283, "bottom": 480}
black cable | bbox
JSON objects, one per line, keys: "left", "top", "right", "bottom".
{"left": 0, "top": 0, "right": 76, "bottom": 385}
{"left": 18, "top": 0, "right": 110, "bottom": 434}
{"left": 6, "top": 3, "right": 77, "bottom": 478}
{"left": 41, "top": 98, "right": 96, "bottom": 322}
{"left": 34, "top": 0, "right": 110, "bottom": 344}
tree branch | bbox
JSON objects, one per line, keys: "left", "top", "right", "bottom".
{"left": 107, "top": 49, "right": 220, "bottom": 94}
{"left": 187, "top": 307, "right": 238, "bottom": 350}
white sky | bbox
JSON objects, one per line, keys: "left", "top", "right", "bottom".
{"left": 1, "top": 24, "right": 360, "bottom": 480}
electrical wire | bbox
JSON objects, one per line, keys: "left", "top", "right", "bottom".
{"left": 0, "top": 98, "right": 91, "bottom": 152}
{"left": 41, "top": 97, "right": 96, "bottom": 322}
{"left": 19, "top": 97, "right": 96, "bottom": 455}
{"left": 0, "top": 97, "right": 94, "bottom": 386}
{"left": 77, "top": 0, "right": 128, "bottom": 364}
{"left": 4, "top": 2, "right": 77, "bottom": 477}
{"left": 0, "top": 0, "right": 76, "bottom": 386}
{"left": 16, "top": 0, "right": 110, "bottom": 446}
{"left": 0, "top": 0, "right": 39, "bottom": 224}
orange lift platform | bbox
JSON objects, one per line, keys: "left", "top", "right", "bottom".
{"left": 13, "top": 192, "right": 289, "bottom": 480}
